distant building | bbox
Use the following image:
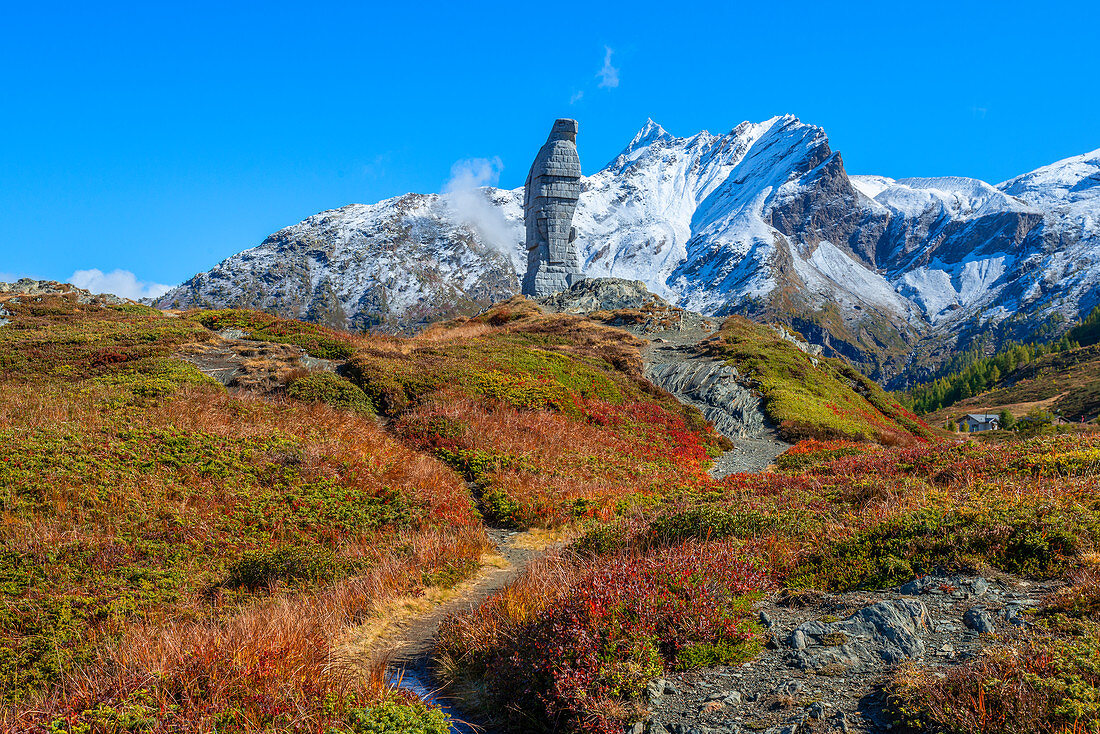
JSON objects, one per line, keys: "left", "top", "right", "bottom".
{"left": 962, "top": 413, "right": 1001, "bottom": 432}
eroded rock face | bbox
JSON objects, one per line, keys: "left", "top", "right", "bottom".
{"left": 646, "top": 360, "right": 769, "bottom": 439}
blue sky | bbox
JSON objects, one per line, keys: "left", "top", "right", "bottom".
{"left": 1, "top": 0, "right": 1098, "bottom": 297}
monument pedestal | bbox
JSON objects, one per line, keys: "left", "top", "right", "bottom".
{"left": 522, "top": 267, "right": 585, "bottom": 298}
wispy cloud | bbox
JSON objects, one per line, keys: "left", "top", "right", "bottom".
{"left": 597, "top": 46, "right": 619, "bottom": 89}
{"left": 971, "top": 105, "right": 988, "bottom": 119}
{"left": 69, "top": 268, "right": 173, "bottom": 300}
{"left": 361, "top": 152, "right": 390, "bottom": 178}
{"left": 570, "top": 90, "right": 585, "bottom": 105}
{"left": 442, "top": 158, "right": 523, "bottom": 262}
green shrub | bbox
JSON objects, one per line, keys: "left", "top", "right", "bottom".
{"left": 676, "top": 634, "right": 761, "bottom": 670}
{"left": 0, "top": 596, "right": 95, "bottom": 705}
{"left": 287, "top": 372, "right": 374, "bottom": 413}
{"left": 46, "top": 688, "right": 159, "bottom": 733}
{"left": 792, "top": 502, "right": 1094, "bottom": 591}
{"left": 342, "top": 699, "right": 450, "bottom": 734}
{"left": 574, "top": 521, "right": 632, "bottom": 556}
{"left": 99, "top": 358, "right": 221, "bottom": 398}
{"left": 189, "top": 309, "right": 357, "bottom": 359}
{"left": 648, "top": 507, "right": 751, "bottom": 543}
{"left": 1019, "top": 408, "right": 1056, "bottom": 434}
{"left": 482, "top": 487, "right": 525, "bottom": 527}
{"left": 225, "top": 545, "right": 340, "bottom": 589}
{"left": 647, "top": 507, "right": 818, "bottom": 545}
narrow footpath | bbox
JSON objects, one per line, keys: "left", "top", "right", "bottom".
{"left": 350, "top": 527, "right": 560, "bottom": 732}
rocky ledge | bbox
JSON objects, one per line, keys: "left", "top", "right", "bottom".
{"left": 0, "top": 279, "right": 129, "bottom": 306}
{"left": 637, "top": 574, "right": 1056, "bottom": 734}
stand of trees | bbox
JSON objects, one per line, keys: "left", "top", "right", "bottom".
{"left": 1068, "top": 304, "right": 1100, "bottom": 347}
{"left": 903, "top": 305, "right": 1100, "bottom": 415}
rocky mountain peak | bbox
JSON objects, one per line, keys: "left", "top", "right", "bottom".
{"left": 623, "top": 118, "right": 672, "bottom": 154}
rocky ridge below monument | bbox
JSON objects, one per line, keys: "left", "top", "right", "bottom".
{"left": 537, "top": 278, "right": 789, "bottom": 475}
{"left": 0, "top": 279, "right": 130, "bottom": 306}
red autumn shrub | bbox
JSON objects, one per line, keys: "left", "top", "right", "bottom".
{"left": 440, "top": 541, "right": 767, "bottom": 733}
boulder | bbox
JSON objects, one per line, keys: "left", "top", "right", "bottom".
{"left": 538, "top": 277, "right": 667, "bottom": 314}
{"left": 791, "top": 599, "right": 929, "bottom": 673}
{"left": 964, "top": 607, "right": 996, "bottom": 633}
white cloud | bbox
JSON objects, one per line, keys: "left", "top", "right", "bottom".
{"left": 597, "top": 46, "right": 619, "bottom": 89}
{"left": 69, "top": 268, "right": 174, "bottom": 300}
{"left": 570, "top": 90, "right": 585, "bottom": 104}
{"left": 442, "top": 158, "right": 523, "bottom": 262}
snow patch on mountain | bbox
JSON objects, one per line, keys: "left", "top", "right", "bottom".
{"left": 797, "top": 240, "right": 914, "bottom": 315}
{"left": 877, "top": 177, "right": 1035, "bottom": 220}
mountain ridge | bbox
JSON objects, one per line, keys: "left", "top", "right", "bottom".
{"left": 156, "top": 116, "right": 1100, "bottom": 386}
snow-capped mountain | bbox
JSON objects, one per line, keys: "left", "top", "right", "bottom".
{"left": 157, "top": 117, "right": 1100, "bottom": 384}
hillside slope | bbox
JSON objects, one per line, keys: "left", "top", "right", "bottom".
{"left": 6, "top": 283, "right": 1100, "bottom": 734}
{"left": 928, "top": 343, "right": 1100, "bottom": 425}
{"left": 708, "top": 316, "right": 932, "bottom": 444}
{"left": 0, "top": 283, "right": 745, "bottom": 729}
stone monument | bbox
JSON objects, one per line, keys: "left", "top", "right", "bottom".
{"left": 521, "top": 118, "right": 585, "bottom": 297}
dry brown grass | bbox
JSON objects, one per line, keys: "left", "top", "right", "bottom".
{"left": 9, "top": 524, "right": 487, "bottom": 731}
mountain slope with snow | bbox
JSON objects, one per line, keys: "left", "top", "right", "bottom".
{"left": 157, "top": 119, "right": 1100, "bottom": 385}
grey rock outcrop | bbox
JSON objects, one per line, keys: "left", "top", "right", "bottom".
{"left": 0, "top": 279, "right": 128, "bottom": 306}
{"left": 646, "top": 360, "right": 769, "bottom": 439}
{"left": 522, "top": 119, "right": 585, "bottom": 297}
{"left": 964, "top": 607, "right": 996, "bottom": 634}
{"left": 539, "top": 277, "right": 660, "bottom": 314}
{"left": 789, "top": 599, "right": 929, "bottom": 674}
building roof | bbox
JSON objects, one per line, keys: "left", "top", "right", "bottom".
{"left": 965, "top": 413, "right": 1000, "bottom": 422}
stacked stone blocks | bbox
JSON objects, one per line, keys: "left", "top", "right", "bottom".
{"left": 522, "top": 118, "right": 586, "bottom": 297}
